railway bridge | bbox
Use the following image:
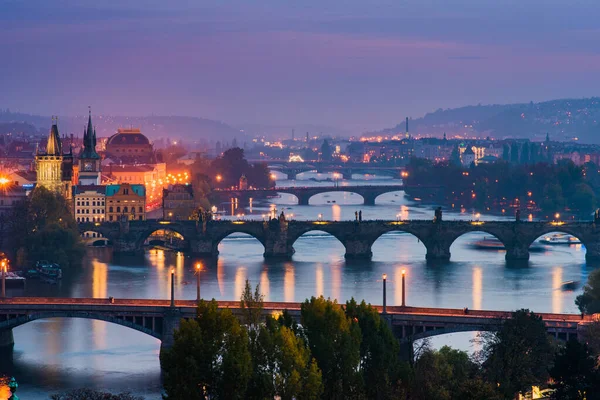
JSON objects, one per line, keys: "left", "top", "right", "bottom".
{"left": 79, "top": 218, "right": 600, "bottom": 261}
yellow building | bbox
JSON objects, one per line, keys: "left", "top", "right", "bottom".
{"left": 105, "top": 183, "right": 146, "bottom": 222}
{"left": 35, "top": 118, "right": 73, "bottom": 200}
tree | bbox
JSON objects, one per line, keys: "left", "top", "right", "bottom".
{"left": 450, "top": 145, "right": 461, "bottom": 166}
{"left": 50, "top": 389, "right": 144, "bottom": 400}
{"left": 301, "top": 296, "right": 362, "bottom": 400}
{"left": 510, "top": 142, "right": 520, "bottom": 163}
{"left": 412, "top": 346, "right": 501, "bottom": 400}
{"left": 502, "top": 143, "right": 510, "bottom": 162}
{"left": 549, "top": 339, "right": 600, "bottom": 400}
{"left": 345, "top": 299, "right": 407, "bottom": 399}
{"left": 161, "top": 300, "right": 252, "bottom": 400}
{"left": 576, "top": 269, "right": 600, "bottom": 314}
{"left": 9, "top": 186, "right": 84, "bottom": 268}
{"left": 478, "top": 309, "right": 554, "bottom": 399}
{"left": 569, "top": 183, "right": 596, "bottom": 216}
{"left": 520, "top": 141, "right": 530, "bottom": 164}
{"left": 210, "top": 147, "right": 272, "bottom": 189}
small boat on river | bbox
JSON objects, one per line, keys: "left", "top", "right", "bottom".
{"left": 539, "top": 233, "right": 581, "bottom": 245}
{"left": 26, "top": 261, "right": 62, "bottom": 283}
{"left": 560, "top": 280, "right": 579, "bottom": 291}
{"left": 472, "top": 237, "right": 545, "bottom": 252}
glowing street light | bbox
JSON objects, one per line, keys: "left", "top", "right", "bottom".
{"left": 216, "top": 174, "right": 222, "bottom": 183}
{"left": 475, "top": 213, "right": 481, "bottom": 221}
{"left": 195, "top": 263, "right": 202, "bottom": 304}
{"left": 318, "top": 213, "right": 323, "bottom": 221}
{"left": 170, "top": 268, "right": 175, "bottom": 308}
{"left": 555, "top": 213, "right": 560, "bottom": 221}
{"left": 401, "top": 269, "right": 406, "bottom": 307}
{"left": 382, "top": 273, "right": 387, "bottom": 314}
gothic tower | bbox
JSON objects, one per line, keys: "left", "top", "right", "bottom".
{"left": 35, "top": 117, "right": 73, "bottom": 199}
{"left": 78, "top": 108, "right": 102, "bottom": 185}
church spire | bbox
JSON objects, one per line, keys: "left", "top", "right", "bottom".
{"left": 80, "top": 107, "right": 100, "bottom": 159}
{"left": 46, "top": 116, "right": 63, "bottom": 156}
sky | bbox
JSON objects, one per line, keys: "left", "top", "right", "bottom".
{"left": 2, "top": 0, "right": 600, "bottom": 132}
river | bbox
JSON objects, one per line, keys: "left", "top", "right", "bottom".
{"left": 0, "top": 172, "right": 594, "bottom": 399}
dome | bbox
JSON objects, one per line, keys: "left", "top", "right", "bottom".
{"left": 107, "top": 128, "right": 150, "bottom": 146}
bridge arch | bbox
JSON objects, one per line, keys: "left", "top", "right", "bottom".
{"left": 448, "top": 230, "right": 509, "bottom": 261}
{"left": 136, "top": 226, "right": 191, "bottom": 251}
{"left": 371, "top": 230, "right": 427, "bottom": 261}
{"left": 2, "top": 313, "right": 163, "bottom": 341}
{"left": 526, "top": 229, "right": 588, "bottom": 258}
{"left": 289, "top": 229, "right": 347, "bottom": 258}
{"left": 213, "top": 230, "right": 267, "bottom": 257}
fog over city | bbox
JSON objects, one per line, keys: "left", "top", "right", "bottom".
{"left": 3, "top": 0, "right": 600, "bottom": 131}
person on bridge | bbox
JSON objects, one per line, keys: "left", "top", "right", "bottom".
{"left": 359, "top": 210, "right": 362, "bottom": 222}
{"left": 355, "top": 211, "right": 358, "bottom": 221}
{"left": 515, "top": 209, "right": 521, "bottom": 223}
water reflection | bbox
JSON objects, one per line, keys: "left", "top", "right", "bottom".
{"left": 315, "top": 264, "right": 324, "bottom": 297}
{"left": 552, "top": 266, "right": 563, "bottom": 314}
{"left": 284, "top": 264, "right": 295, "bottom": 302}
{"left": 472, "top": 267, "right": 482, "bottom": 310}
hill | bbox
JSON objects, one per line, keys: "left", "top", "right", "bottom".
{"left": 0, "top": 110, "right": 243, "bottom": 145}
{"left": 380, "top": 97, "right": 600, "bottom": 143}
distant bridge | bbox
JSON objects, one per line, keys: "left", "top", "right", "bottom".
{"left": 261, "top": 161, "right": 405, "bottom": 180}
{"left": 212, "top": 184, "right": 436, "bottom": 206}
{"left": 78, "top": 218, "right": 600, "bottom": 261}
{"left": 0, "top": 298, "right": 590, "bottom": 356}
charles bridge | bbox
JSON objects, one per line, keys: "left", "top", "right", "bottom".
{"left": 0, "top": 297, "right": 590, "bottom": 358}
{"left": 212, "top": 184, "right": 439, "bottom": 206}
{"left": 79, "top": 217, "right": 600, "bottom": 261}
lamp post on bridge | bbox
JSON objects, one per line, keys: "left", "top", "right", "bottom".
{"left": 195, "top": 262, "right": 202, "bottom": 305}
{"left": 382, "top": 273, "right": 387, "bottom": 314}
{"left": 1, "top": 259, "right": 6, "bottom": 298}
{"left": 170, "top": 268, "right": 175, "bottom": 308}
{"left": 402, "top": 269, "right": 406, "bottom": 307}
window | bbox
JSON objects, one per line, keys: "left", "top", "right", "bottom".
{"left": 86, "top": 201, "right": 89, "bottom": 206}
{"left": 77, "top": 201, "right": 80, "bottom": 206}
{"left": 124, "top": 189, "right": 129, "bottom": 195}
{"left": 92, "top": 201, "right": 96, "bottom": 206}
{"left": 116, "top": 207, "right": 121, "bottom": 212}
{"left": 139, "top": 215, "right": 143, "bottom": 220}
{"left": 123, "top": 207, "right": 128, "bottom": 213}
{"left": 109, "top": 207, "right": 113, "bottom": 213}
{"left": 109, "top": 216, "right": 113, "bottom": 221}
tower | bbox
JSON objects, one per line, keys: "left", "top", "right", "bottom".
{"left": 78, "top": 107, "right": 102, "bottom": 185}
{"left": 35, "top": 117, "right": 73, "bottom": 199}
{"left": 405, "top": 117, "right": 409, "bottom": 139}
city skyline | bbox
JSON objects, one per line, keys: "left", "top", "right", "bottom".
{"left": 3, "top": 0, "right": 600, "bottom": 132}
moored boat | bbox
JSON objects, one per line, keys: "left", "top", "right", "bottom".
{"left": 539, "top": 233, "right": 581, "bottom": 245}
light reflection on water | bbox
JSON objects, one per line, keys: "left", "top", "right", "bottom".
{"left": 1, "top": 176, "right": 596, "bottom": 399}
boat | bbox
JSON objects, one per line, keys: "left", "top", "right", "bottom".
{"left": 539, "top": 233, "right": 581, "bottom": 245}
{"left": 560, "top": 280, "right": 579, "bottom": 291}
{"left": 472, "top": 237, "right": 505, "bottom": 250}
{"left": 34, "top": 261, "right": 62, "bottom": 282}
{"left": 472, "top": 237, "right": 545, "bottom": 252}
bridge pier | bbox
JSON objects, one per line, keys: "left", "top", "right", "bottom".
{"left": 191, "top": 239, "right": 219, "bottom": 258}
{"left": 399, "top": 339, "right": 414, "bottom": 363}
{"left": 424, "top": 242, "right": 451, "bottom": 261}
{"left": 362, "top": 193, "right": 377, "bottom": 206}
{"left": 160, "top": 308, "right": 183, "bottom": 356}
{"left": 584, "top": 240, "right": 600, "bottom": 261}
{"left": 505, "top": 244, "right": 530, "bottom": 261}
{"left": 342, "top": 171, "right": 353, "bottom": 180}
{"left": 287, "top": 173, "right": 297, "bottom": 180}
{"left": 113, "top": 238, "right": 144, "bottom": 256}
{"left": 0, "top": 329, "right": 14, "bottom": 350}
{"left": 296, "top": 194, "right": 311, "bottom": 206}
{"left": 344, "top": 239, "right": 373, "bottom": 259}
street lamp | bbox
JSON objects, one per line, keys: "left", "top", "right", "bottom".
{"left": 555, "top": 213, "right": 560, "bottom": 221}
{"left": 195, "top": 263, "right": 202, "bottom": 304}
{"left": 396, "top": 213, "right": 401, "bottom": 222}
{"left": 216, "top": 174, "right": 222, "bottom": 183}
{"left": 475, "top": 213, "right": 481, "bottom": 222}
{"left": 318, "top": 213, "right": 323, "bottom": 221}
{"left": 170, "top": 268, "right": 175, "bottom": 308}
{"left": 401, "top": 269, "right": 406, "bottom": 307}
{"left": 1, "top": 259, "right": 6, "bottom": 298}
{"left": 382, "top": 273, "right": 387, "bottom": 314}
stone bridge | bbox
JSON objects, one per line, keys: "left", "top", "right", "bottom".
{"left": 79, "top": 219, "right": 600, "bottom": 261}
{"left": 265, "top": 161, "right": 405, "bottom": 180}
{"left": 0, "top": 298, "right": 589, "bottom": 358}
{"left": 213, "top": 184, "right": 432, "bottom": 206}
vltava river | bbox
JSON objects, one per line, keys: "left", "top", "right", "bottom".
{"left": 0, "top": 173, "right": 594, "bottom": 399}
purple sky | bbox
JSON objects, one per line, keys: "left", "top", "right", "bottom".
{"left": 2, "top": 0, "right": 600, "bottom": 132}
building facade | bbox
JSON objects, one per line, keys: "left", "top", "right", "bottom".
{"left": 105, "top": 183, "right": 146, "bottom": 221}
{"left": 35, "top": 118, "right": 73, "bottom": 199}
{"left": 73, "top": 185, "right": 106, "bottom": 223}
{"left": 162, "top": 184, "right": 195, "bottom": 220}
{"left": 105, "top": 128, "right": 154, "bottom": 163}
{"left": 78, "top": 109, "right": 102, "bottom": 185}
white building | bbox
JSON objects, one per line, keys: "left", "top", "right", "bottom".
{"left": 73, "top": 185, "right": 106, "bottom": 223}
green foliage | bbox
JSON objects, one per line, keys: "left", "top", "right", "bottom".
{"left": 405, "top": 158, "right": 597, "bottom": 216}
{"left": 320, "top": 139, "right": 333, "bottom": 162}
{"left": 161, "top": 299, "right": 252, "bottom": 400}
{"left": 413, "top": 346, "right": 501, "bottom": 400}
{"left": 9, "top": 186, "right": 84, "bottom": 268}
{"left": 576, "top": 269, "right": 600, "bottom": 314}
{"left": 301, "top": 296, "right": 362, "bottom": 400}
{"left": 549, "top": 339, "right": 600, "bottom": 400}
{"left": 345, "top": 298, "right": 407, "bottom": 399}
{"left": 479, "top": 309, "right": 554, "bottom": 399}
{"left": 210, "top": 147, "right": 273, "bottom": 189}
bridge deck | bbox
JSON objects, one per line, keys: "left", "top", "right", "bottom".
{"left": 0, "top": 297, "right": 589, "bottom": 323}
